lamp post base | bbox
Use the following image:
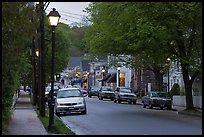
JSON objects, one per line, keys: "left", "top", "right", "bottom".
{"left": 48, "top": 124, "right": 55, "bottom": 131}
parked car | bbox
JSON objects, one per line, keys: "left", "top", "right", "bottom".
{"left": 142, "top": 91, "right": 172, "bottom": 110}
{"left": 55, "top": 88, "right": 87, "bottom": 116}
{"left": 113, "top": 86, "right": 137, "bottom": 104}
{"left": 64, "top": 85, "right": 73, "bottom": 88}
{"left": 88, "top": 86, "right": 100, "bottom": 98}
{"left": 98, "top": 86, "right": 115, "bottom": 101}
{"left": 72, "top": 85, "right": 88, "bottom": 96}
{"left": 45, "top": 85, "right": 59, "bottom": 102}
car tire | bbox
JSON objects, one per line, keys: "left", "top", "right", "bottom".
{"left": 118, "top": 100, "right": 121, "bottom": 103}
{"left": 133, "top": 101, "right": 136, "bottom": 104}
{"left": 114, "top": 98, "right": 117, "bottom": 103}
{"left": 111, "top": 98, "right": 114, "bottom": 101}
{"left": 160, "top": 107, "right": 164, "bottom": 110}
{"left": 167, "top": 106, "right": 172, "bottom": 110}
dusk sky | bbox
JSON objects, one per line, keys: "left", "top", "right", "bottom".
{"left": 46, "top": 2, "right": 91, "bottom": 26}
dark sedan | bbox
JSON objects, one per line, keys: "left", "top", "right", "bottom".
{"left": 88, "top": 86, "right": 100, "bottom": 98}
{"left": 142, "top": 91, "right": 172, "bottom": 110}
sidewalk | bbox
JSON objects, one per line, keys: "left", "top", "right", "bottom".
{"left": 6, "top": 90, "right": 48, "bottom": 135}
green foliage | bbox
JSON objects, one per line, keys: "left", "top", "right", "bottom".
{"left": 84, "top": 2, "right": 202, "bottom": 108}
{"left": 2, "top": 2, "right": 37, "bottom": 134}
{"left": 180, "top": 87, "right": 186, "bottom": 96}
{"left": 44, "top": 20, "right": 71, "bottom": 82}
{"left": 169, "top": 83, "right": 180, "bottom": 97}
{"left": 36, "top": 109, "right": 75, "bottom": 135}
{"left": 69, "top": 26, "right": 87, "bottom": 57}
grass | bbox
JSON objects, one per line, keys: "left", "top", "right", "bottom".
{"left": 2, "top": 109, "right": 14, "bottom": 135}
{"left": 36, "top": 108, "right": 75, "bottom": 135}
{"left": 182, "top": 108, "right": 202, "bottom": 117}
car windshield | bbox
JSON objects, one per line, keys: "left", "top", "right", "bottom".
{"left": 120, "top": 88, "right": 132, "bottom": 93}
{"left": 152, "top": 92, "right": 167, "bottom": 98}
{"left": 102, "top": 87, "right": 113, "bottom": 91}
{"left": 158, "top": 92, "right": 167, "bottom": 98}
{"left": 57, "top": 90, "right": 82, "bottom": 98}
{"left": 91, "top": 86, "right": 100, "bottom": 90}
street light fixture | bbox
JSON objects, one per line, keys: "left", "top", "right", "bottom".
{"left": 36, "top": 50, "right": 39, "bottom": 57}
{"left": 47, "top": 8, "right": 61, "bottom": 131}
{"left": 117, "top": 67, "right": 121, "bottom": 87}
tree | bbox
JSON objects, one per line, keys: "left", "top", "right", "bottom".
{"left": 84, "top": 2, "right": 202, "bottom": 109}
{"left": 84, "top": 2, "right": 170, "bottom": 90}
{"left": 2, "top": 2, "right": 37, "bottom": 133}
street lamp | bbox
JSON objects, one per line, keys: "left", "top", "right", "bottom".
{"left": 167, "top": 58, "right": 171, "bottom": 93}
{"left": 102, "top": 69, "right": 105, "bottom": 86}
{"left": 117, "top": 67, "right": 121, "bottom": 87}
{"left": 36, "top": 50, "right": 39, "bottom": 57}
{"left": 47, "top": 8, "right": 61, "bottom": 131}
{"left": 35, "top": 50, "right": 39, "bottom": 108}
{"left": 87, "top": 72, "right": 89, "bottom": 90}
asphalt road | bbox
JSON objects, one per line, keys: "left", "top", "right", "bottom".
{"left": 59, "top": 96, "right": 202, "bottom": 135}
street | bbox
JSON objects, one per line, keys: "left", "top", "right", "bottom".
{"left": 59, "top": 96, "right": 202, "bottom": 135}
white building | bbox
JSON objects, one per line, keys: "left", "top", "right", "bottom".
{"left": 163, "top": 60, "right": 184, "bottom": 92}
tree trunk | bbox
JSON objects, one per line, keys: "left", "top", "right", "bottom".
{"left": 136, "top": 68, "right": 142, "bottom": 96}
{"left": 181, "top": 63, "right": 194, "bottom": 109}
{"left": 153, "top": 69, "right": 163, "bottom": 91}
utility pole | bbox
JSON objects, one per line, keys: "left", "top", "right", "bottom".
{"left": 39, "top": 2, "right": 45, "bottom": 117}
{"left": 31, "top": 37, "right": 37, "bottom": 105}
{"left": 28, "top": 2, "right": 37, "bottom": 106}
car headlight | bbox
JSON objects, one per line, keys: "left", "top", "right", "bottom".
{"left": 77, "top": 101, "right": 83, "bottom": 105}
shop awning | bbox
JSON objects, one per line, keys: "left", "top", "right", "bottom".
{"left": 73, "top": 79, "right": 81, "bottom": 83}
{"left": 106, "top": 73, "right": 116, "bottom": 83}
{"left": 103, "top": 74, "right": 111, "bottom": 81}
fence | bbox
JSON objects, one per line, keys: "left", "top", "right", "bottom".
{"left": 173, "top": 96, "right": 202, "bottom": 109}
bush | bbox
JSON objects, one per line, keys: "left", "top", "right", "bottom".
{"left": 169, "top": 83, "right": 180, "bottom": 98}
{"left": 180, "top": 87, "right": 186, "bottom": 96}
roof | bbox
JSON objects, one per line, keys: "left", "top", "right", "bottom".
{"left": 68, "top": 57, "right": 81, "bottom": 68}
{"left": 81, "top": 60, "right": 91, "bottom": 71}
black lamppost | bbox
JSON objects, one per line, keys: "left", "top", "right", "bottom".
{"left": 117, "top": 67, "right": 121, "bottom": 87}
{"left": 47, "top": 8, "right": 61, "bottom": 131}
{"left": 102, "top": 69, "right": 105, "bottom": 86}
{"left": 87, "top": 72, "right": 89, "bottom": 90}
{"left": 35, "top": 50, "right": 39, "bottom": 108}
{"left": 167, "top": 58, "right": 171, "bottom": 93}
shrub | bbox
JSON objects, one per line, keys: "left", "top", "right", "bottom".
{"left": 169, "top": 83, "right": 180, "bottom": 98}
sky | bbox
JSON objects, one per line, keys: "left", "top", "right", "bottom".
{"left": 45, "top": 2, "right": 91, "bottom": 26}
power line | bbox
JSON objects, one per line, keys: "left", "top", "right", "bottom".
{"left": 57, "top": 9, "right": 85, "bottom": 17}
{"left": 60, "top": 17, "right": 88, "bottom": 26}
{"left": 44, "top": 2, "right": 50, "bottom": 10}
{"left": 60, "top": 13, "right": 82, "bottom": 20}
